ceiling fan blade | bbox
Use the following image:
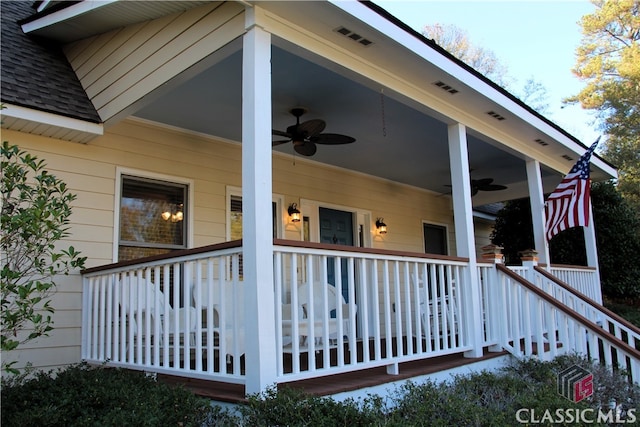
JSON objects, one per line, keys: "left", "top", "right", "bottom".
{"left": 294, "top": 141, "right": 317, "bottom": 156}
{"left": 472, "top": 178, "right": 494, "bottom": 187}
{"left": 272, "top": 129, "right": 290, "bottom": 138}
{"left": 311, "top": 133, "right": 356, "bottom": 145}
{"left": 272, "top": 139, "right": 291, "bottom": 147}
{"left": 296, "top": 119, "right": 325, "bottom": 137}
{"left": 481, "top": 184, "right": 508, "bottom": 191}
{"left": 471, "top": 186, "right": 479, "bottom": 196}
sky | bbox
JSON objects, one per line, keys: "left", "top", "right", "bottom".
{"left": 374, "top": 0, "right": 600, "bottom": 144}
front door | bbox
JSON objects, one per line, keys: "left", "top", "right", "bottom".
{"left": 319, "top": 207, "right": 353, "bottom": 302}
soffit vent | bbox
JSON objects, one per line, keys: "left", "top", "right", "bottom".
{"left": 535, "top": 138, "right": 549, "bottom": 147}
{"left": 562, "top": 154, "right": 574, "bottom": 161}
{"left": 433, "top": 81, "right": 459, "bottom": 94}
{"left": 486, "top": 111, "right": 506, "bottom": 121}
{"left": 334, "top": 26, "right": 373, "bottom": 47}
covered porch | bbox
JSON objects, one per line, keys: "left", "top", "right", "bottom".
{"left": 82, "top": 239, "right": 625, "bottom": 398}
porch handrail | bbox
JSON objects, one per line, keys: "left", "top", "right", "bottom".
{"left": 534, "top": 265, "right": 640, "bottom": 349}
{"left": 547, "top": 263, "right": 600, "bottom": 302}
{"left": 273, "top": 239, "right": 469, "bottom": 263}
{"left": 495, "top": 264, "right": 640, "bottom": 381}
{"left": 82, "top": 240, "right": 243, "bottom": 275}
{"left": 273, "top": 240, "right": 472, "bottom": 382}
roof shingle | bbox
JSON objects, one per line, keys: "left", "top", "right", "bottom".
{"left": 1, "top": 1, "right": 100, "bottom": 123}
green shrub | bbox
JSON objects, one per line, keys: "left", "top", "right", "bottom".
{"left": 1, "top": 362, "right": 219, "bottom": 426}
{"left": 2, "top": 355, "right": 637, "bottom": 426}
{"left": 239, "top": 385, "right": 386, "bottom": 426}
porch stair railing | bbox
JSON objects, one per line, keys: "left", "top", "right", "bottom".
{"left": 533, "top": 265, "right": 640, "bottom": 354}
{"left": 495, "top": 264, "right": 640, "bottom": 382}
{"left": 509, "top": 264, "right": 640, "bottom": 354}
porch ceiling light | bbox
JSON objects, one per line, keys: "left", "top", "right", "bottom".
{"left": 375, "top": 218, "right": 387, "bottom": 234}
{"left": 288, "top": 203, "right": 301, "bottom": 222}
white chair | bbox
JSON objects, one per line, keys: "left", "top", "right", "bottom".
{"left": 412, "top": 273, "right": 459, "bottom": 338}
{"left": 193, "top": 280, "right": 245, "bottom": 362}
{"left": 296, "top": 282, "right": 356, "bottom": 347}
{"left": 119, "top": 276, "right": 197, "bottom": 346}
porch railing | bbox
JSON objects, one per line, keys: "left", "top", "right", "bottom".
{"left": 82, "top": 241, "right": 245, "bottom": 383}
{"left": 533, "top": 266, "right": 640, "bottom": 354}
{"left": 549, "top": 264, "right": 601, "bottom": 303}
{"left": 273, "top": 241, "right": 471, "bottom": 382}
{"left": 495, "top": 264, "right": 640, "bottom": 381}
{"left": 82, "top": 240, "right": 474, "bottom": 385}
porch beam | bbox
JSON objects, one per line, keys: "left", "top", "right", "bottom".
{"left": 447, "top": 123, "right": 483, "bottom": 358}
{"left": 242, "top": 7, "right": 277, "bottom": 395}
{"left": 526, "top": 160, "right": 550, "bottom": 265}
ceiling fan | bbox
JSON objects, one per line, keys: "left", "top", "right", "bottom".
{"left": 470, "top": 178, "right": 507, "bottom": 196}
{"left": 272, "top": 108, "right": 355, "bottom": 156}
{"left": 445, "top": 178, "right": 507, "bottom": 196}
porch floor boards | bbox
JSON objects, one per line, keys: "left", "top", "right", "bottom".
{"left": 158, "top": 347, "right": 507, "bottom": 404}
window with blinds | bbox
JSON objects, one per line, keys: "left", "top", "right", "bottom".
{"left": 119, "top": 175, "right": 188, "bottom": 261}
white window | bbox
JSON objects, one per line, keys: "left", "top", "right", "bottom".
{"left": 116, "top": 171, "right": 191, "bottom": 262}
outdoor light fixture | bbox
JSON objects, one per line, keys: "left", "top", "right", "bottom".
{"left": 376, "top": 218, "right": 387, "bottom": 234}
{"left": 288, "top": 203, "right": 301, "bottom": 222}
{"left": 161, "top": 204, "right": 184, "bottom": 222}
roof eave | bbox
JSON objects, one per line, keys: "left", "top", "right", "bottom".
{"left": 1, "top": 104, "right": 104, "bottom": 144}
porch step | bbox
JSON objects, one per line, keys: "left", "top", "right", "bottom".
{"left": 158, "top": 348, "right": 508, "bottom": 404}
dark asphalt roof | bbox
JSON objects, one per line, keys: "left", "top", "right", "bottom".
{"left": 1, "top": 1, "right": 100, "bottom": 123}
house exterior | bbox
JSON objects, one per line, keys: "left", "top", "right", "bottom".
{"left": 3, "top": 1, "right": 637, "bottom": 399}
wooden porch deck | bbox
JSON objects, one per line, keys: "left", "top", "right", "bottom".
{"left": 158, "top": 346, "right": 508, "bottom": 404}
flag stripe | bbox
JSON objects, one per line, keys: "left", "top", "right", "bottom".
{"left": 544, "top": 139, "right": 599, "bottom": 241}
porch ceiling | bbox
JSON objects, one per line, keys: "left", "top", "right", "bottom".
{"left": 133, "top": 43, "right": 554, "bottom": 207}
{"left": 105, "top": 0, "right": 612, "bottom": 207}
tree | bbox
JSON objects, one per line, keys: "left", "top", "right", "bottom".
{"left": 489, "top": 198, "right": 534, "bottom": 265}
{"left": 490, "top": 182, "right": 640, "bottom": 299}
{"left": 422, "top": 23, "right": 550, "bottom": 114}
{"left": 1, "top": 142, "right": 86, "bottom": 373}
{"left": 567, "top": 0, "right": 640, "bottom": 215}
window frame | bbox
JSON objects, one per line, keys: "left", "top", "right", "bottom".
{"left": 114, "top": 167, "right": 194, "bottom": 262}
{"left": 422, "top": 221, "right": 450, "bottom": 256}
{"left": 225, "top": 186, "right": 284, "bottom": 241}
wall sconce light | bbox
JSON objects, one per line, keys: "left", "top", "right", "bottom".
{"left": 376, "top": 218, "right": 387, "bottom": 234}
{"left": 288, "top": 203, "right": 301, "bottom": 222}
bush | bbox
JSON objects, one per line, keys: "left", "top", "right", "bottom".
{"left": 2, "top": 355, "right": 638, "bottom": 426}
{"left": 239, "top": 385, "right": 386, "bottom": 426}
{"left": 1, "top": 362, "right": 219, "bottom": 426}
{"left": 1, "top": 142, "right": 86, "bottom": 373}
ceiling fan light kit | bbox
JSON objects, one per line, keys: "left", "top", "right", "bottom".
{"left": 272, "top": 108, "right": 356, "bottom": 157}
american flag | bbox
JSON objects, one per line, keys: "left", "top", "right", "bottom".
{"left": 545, "top": 138, "right": 600, "bottom": 241}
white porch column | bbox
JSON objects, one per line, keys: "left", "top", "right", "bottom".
{"left": 448, "top": 123, "right": 483, "bottom": 358}
{"left": 585, "top": 201, "right": 603, "bottom": 303}
{"left": 242, "top": 7, "right": 277, "bottom": 395}
{"left": 526, "top": 160, "right": 550, "bottom": 266}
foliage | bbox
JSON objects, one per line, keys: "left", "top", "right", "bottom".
{"left": 604, "top": 298, "right": 640, "bottom": 327}
{"left": 491, "top": 182, "right": 640, "bottom": 299}
{"left": 567, "top": 0, "right": 640, "bottom": 215}
{"left": 422, "top": 23, "right": 550, "bottom": 114}
{"left": 489, "top": 198, "right": 534, "bottom": 264}
{"left": 0, "top": 363, "right": 216, "bottom": 426}
{"left": 503, "top": 353, "right": 640, "bottom": 418}
{"left": 1, "top": 142, "right": 86, "bottom": 373}
{"left": 240, "top": 386, "right": 385, "bottom": 426}
{"left": 589, "top": 181, "right": 640, "bottom": 298}
{"left": 2, "top": 355, "right": 638, "bottom": 426}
